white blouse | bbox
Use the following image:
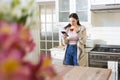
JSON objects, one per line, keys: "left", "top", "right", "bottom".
{"left": 67, "top": 30, "right": 79, "bottom": 45}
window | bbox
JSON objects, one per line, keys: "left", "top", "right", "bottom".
{"left": 39, "top": 2, "right": 59, "bottom": 55}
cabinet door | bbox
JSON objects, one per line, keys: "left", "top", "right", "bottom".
{"left": 59, "top": 0, "right": 70, "bottom": 22}
{"left": 90, "top": 0, "right": 95, "bottom": 5}
{"left": 76, "top": 0, "right": 88, "bottom": 22}
{"left": 115, "top": 0, "right": 120, "bottom": 3}
{"left": 57, "top": 0, "right": 89, "bottom": 23}
{"left": 91, "top": 0, "right": 114, "bottom": 5}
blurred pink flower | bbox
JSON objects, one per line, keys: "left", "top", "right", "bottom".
{"left": 0, "top": 21, "right": 58, "bottom": 80}
{"left": 0, "top": 21, "right": 35, "bottom": 59}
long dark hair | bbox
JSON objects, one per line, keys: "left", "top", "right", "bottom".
{"left": 64, "top": 13, "right": 81, "bottom": 29}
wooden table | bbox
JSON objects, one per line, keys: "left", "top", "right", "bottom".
{"left": 53, "top": 64, "right": 112, "bottom": 80}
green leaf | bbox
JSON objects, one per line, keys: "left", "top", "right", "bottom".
{"left": 29, "top": 0, "right": 34, "bottom": 6}
{"left": 11, "top": 0, "right": 20, "bottom": 8}
{"left": 22, "top": 8, "right": 28, "bottom": 14}
{"left": 18, "top": 14, "right": 29, "bottom": 25}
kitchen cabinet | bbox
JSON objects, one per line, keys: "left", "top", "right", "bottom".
{"left": 56, "top": 0, "right": 88, "bottom": 23}
{"left": 91, "top": 0, "right": 114, "bottom": 5}
{"left": 91, "top": 0, "right": 120, "bottom": 5}
{"left": 116, "top": 0, "right": 120, "bottom": 3}
{"left": 50, "top": 47, "right": 65, "bottom": 64}
{"left": 57, "top": 0, "right": 70, "bottom": 22}
{"left": 35, "top": 0, "right": 55, "bottom": 2}
{"left": 50, "top": 46, "right": 89, "bottom": 66}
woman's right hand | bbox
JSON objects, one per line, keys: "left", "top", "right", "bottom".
{"left": 62, "top": 33, "right": 68, "bottom": 39}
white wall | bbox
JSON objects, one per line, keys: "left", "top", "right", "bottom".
{"left": 91, "top": 27, "right": 120, "bottom": 45}
{"left": 90, "top": 12, "right": 120, "bottom": 45}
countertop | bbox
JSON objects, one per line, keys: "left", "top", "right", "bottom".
{"left": 53, "top": 64, "right": 112, "bottom": 80}
{"left": 50, "top": 46, "right": 93, "bottom": 53}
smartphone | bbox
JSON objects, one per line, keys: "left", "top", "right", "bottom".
{"left": 61, "top": 31, "right": 67, "bottom": 34}
{"left": 61, "top": 31, "right": 68, "bottom": 36}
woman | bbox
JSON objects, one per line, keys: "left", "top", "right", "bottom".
{"left": 61, "top": 13, "right": 87, "bottom": 66}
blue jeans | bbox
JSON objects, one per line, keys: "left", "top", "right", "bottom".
{"left": 65, "top": 44, "right": 78, "bottom": 66}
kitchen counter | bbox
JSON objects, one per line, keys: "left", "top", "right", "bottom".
{"left": 50, "top": 46, "right": 65, "bottom": 60}
{"left": 50, "top": 46, "right": 93, "bottom": 66}
{"left": 50, "top": 46, "right": 93, "bottom": 53}
{"left": 85, "top": 47, "right": 93, "bottom": 52}
{"left": 53, "top": 64, "right": 112, "bottom": 80}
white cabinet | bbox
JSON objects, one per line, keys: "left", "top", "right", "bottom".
{"left": 50, "top": 47, "right": 89, "bottom": 66}
{"left": 35, "top": 0, "right": 55, "bottom": 2}
{"left": 56, "top": 0, "right": 70, "bottom": 22}
{"left": 91, "top": 0, "right": 120, "bottom": 5}
{"left": 50, "top": 47, "right": 65, "bottom": 64}
{"left": 56, "top": 0, "right": 88, "bottom": 23}
{"left": 91, "top": 0, "right": 114, "bottom": 5}
{"left": 50, "top": 48, "right": 65, "bottom": 60}
{"left": 116, "top": 0, "right": 120, "bottom": 3}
